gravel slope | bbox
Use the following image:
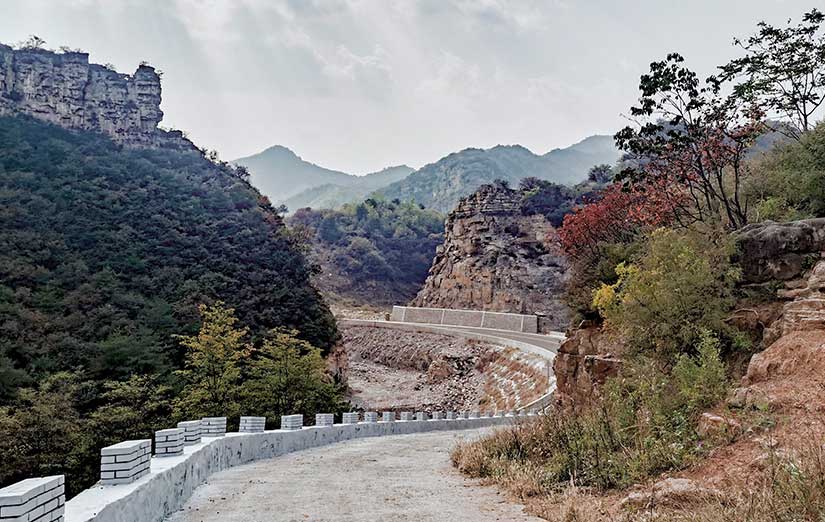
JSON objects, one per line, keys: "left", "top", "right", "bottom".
{"left": 165, "top": 428, "right": 543, "bottom": 522}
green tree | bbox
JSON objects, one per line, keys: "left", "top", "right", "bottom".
{"left": 89, "top": 375, "right": 174, "bottom": 448}
{"left": 0, "top": 373, "right": 92, "bottom": 496}
{"left": 242, "top": 329, "right": 344, "bottom": 420}
{"left": 593, "top": 227, "right": 740, "bottom": 359}
{"left": 717, "top": 9, "right": 825, "bottom": 137}
{"left": 174, "top": 302, "right": 249, "bottom": 418}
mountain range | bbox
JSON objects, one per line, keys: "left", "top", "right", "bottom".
{"left": 234, "top": 135, "right": 620, "bottom": 213}
{"left": 232, "top": 146, "right": 413, "bottom": 209}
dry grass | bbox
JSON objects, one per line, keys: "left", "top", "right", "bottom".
{"left": 454, "top": 430, "right": 825, "bottom": 522}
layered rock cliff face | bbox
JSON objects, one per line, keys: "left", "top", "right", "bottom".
{"left": 411, "top": 183, "right": 570, "bottom": 330}
{"left": 0, "top": 44, "right": 192, "bottom": 149}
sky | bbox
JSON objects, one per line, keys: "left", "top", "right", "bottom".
{"left": 2, "top": 0, "right": 821, "bottom": 173}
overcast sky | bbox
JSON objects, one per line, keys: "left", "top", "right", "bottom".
{"left": 2, "top": 0, "right": 820, "bottom": 173}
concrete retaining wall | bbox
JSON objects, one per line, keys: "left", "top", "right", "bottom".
{"left": 391, "top": 306, "right": 539, "bottom": 333}
{"left": 63, "top": 414, "right": 528, "bottom": 522}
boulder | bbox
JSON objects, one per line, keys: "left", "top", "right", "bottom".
{"left": 735, "top": 219, "right": 825, "bottom": 283}
{"left": 697, "top": 413, "right": 742, "bottom": 438}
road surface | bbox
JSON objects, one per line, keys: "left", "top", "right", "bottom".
{"left": 165, "top": 428, "right": 543, "bottom": 522}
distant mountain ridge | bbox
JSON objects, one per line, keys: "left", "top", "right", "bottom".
{"left": 375, "top": 135, "right": 621, "bottom": 213}
{"left": 232, "top": 145, "right": 413, "bottom": 208}
{"left": 235, "top": 135, "right": 619, "bottom": 213}
{"left": 282, "top": 165, "right": 414, "bottom": 211}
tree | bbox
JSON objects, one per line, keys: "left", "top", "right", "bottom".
{"left": 615, "top": 53, "right": 764, "bottom": 229}
{"left": 592, "top": 227, "right": 740, "bottom": 359}
{"left": 558, "top": 182, "right": 680, "bottom": 263}
{"left": 18, "top": 35, "right": 46, "bottom": 50}
{"left": 241, "top": 329, "right": 344, "bottom": 420}
{"left": 587, "top": 164, "right": 614, "bottom": 184}
{"left": 174, "top": 303, "right": 250, "bottom": 419}
{"left": 717, "top": 9, "right": 825, "bottom": 138}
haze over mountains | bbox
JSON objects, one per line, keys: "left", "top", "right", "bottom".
{"left": 235, "top": 136, "right": 621, "bottom": 213}
{"left": 232, "top": 146, "right": 413, "bottom": 210}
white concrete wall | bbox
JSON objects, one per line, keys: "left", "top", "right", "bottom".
{"left": 390, "top": 306, "right": 540, "bottom": 333}
{"left": 64, "top": 415, "right": 525, "bottom": 522}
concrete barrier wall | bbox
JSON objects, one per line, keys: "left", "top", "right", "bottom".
{"left": 63, "top": 413, "right": 532, "bottom": 522}
{"left": 391, "top": 306, "right": 539, "bottom": 333}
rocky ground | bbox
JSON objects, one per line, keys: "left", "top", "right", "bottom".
{"left": 342, "top": 325, "right": 549, "bottom": 413}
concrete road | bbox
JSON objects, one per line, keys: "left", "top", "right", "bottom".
{"left": 165, "top": 428, "right": 543, "bottom": 522}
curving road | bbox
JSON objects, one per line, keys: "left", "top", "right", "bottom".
{"left": 165, "top": 428, "right": 543, "bottom": 522}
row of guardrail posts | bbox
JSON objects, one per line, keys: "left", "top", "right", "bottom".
{"left": 0, "top": 409, "right": 539, "bottom": 521}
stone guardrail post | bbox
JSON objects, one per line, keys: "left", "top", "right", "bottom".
{"left": 363, "top": 412, "right": 378, "bottom": 423}
{"left": 496, "top": 411, "right": 506, "bottom": 417}
{"left": 0, "top": 475, "right": 65, "bottom": 522}
{"left": 431, "top": 411, "right": 443, "bottom": 420}
{"left": 177, "top": 420, "right": 202, "bottom": 445}
{"left": 342, "top": 412, "right": 359, "bottom": 424}
{"left": 239, "top": 416, "right": 266, "bottom": 433}
{"left": 382, "top": 411, "right": 395, "bottom": 422}
{"left": 100, "top": 440, "right": 151, "bottom": 485}
{"left": 445, "top": 411, "right": 456, "bottom": 420}
{"left": 315, "top": 413, "right": 334, "bottom": 427}
{"left": 399, "top": 412, "right": 414, "bottom": 421}
{"left": 469, "top": 411, "right": 479, "bottom": 419}
{"left": 415, "top": 412, "right": 427, "bottom": 421}
{"left": 154, "top": 428, "right": 184, "bottom": 457}
{"left": 280, "top": 414, "right": 303, "bottom": 430}
{"left": 201, "top": 417, "right": 227, "bottom": 437}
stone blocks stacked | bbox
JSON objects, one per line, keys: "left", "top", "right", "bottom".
{"left": 315, "top": 413, "right": 334, "bottom": 427}
{"left": 432, "top": 411, "right": 443, "bottom": 420}
{"left": 280, "top": 415, "right": 303, "bottom": 431}
{"left": 363, "top": 412, "right": 378, "bottom": 423}
{"left": 400, "top": 412, "right": 414, "bottom": 421}
{"left": 382, "top": 412, "right": 395, "bottom": 422}
{"left": 415, "top": 412, "right": 427, "bottom": 421}
{"left": 240, "top": 416, "right": 266, "bottom": 433}
{"left": 100, "top": 440, "right": 151, "bottom": 485}
{"left": 0, "top": 475, "right": 65, "bottom": 522}
{"left": 154, "top": 428, "right": 184, "bottom": 457}
{"left": 201, "top": 417, "right": 227, "bottom": 437}
{"left": 177, "top": 420, "right": 202, "bottom": 445}
{"left": 342, "top": 412, "right": 359, "bottom": 424}
{"left": 446, "top": 411, "right": 456, "bottom": 420}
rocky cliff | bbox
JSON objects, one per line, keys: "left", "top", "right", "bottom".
{"left": 553, "top": 218, "right": 825, "bottom": 410}
{"left": 411, "top": 183, "right": 570, "bottom": 330}
{"left": 0, "top": 44, "right": 192, "bottom": 149}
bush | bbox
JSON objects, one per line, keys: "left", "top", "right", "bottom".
{"left": 453, "top": 347, "right": 731, "bottom": 493}
{"left": 745, "top": 121, "right": 825, "bottom": 221}
{"left": 672, "top": 330, "right": 728, "bottom": 411}
{"left": 593, "top": 227, "right": 741, "bottom": 359}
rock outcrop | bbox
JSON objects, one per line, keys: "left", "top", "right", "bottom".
{"left": 411, "top": 183, "right": 570, "bottom": 330}
{"left": 552, "top": 325, "right": 622, "bottom": 410}
{"left": 0, "top": 44, "right": 193, "bottom": 150}
{"left": 735, "top": 218, "right": 825, "bottom": 283}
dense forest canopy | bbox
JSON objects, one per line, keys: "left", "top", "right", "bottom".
{"left": 288, "top": 199, "right": 445, "bottom": 306}
{"left": 0, "top": 115, "right": 338, "bottom": 397}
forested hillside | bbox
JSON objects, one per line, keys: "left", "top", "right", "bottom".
{"left": 288, "top": 199, "right": 444, "bottom": 306}
{"left": 0, "top": 115, "right": 342, "bottom": 493}
{"left": 376, "top": 136, "right": 619, "bottom": 212}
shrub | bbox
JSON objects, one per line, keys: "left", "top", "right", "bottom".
{"left": 745, "top": 120, "right": 825, "bottom": 221}
{"left": 672, "top": 330, "right": 728, "bottom": 411}
{"left": 593, "top": 227, "right": 740, "bottom": 359}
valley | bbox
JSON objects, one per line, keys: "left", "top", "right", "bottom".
{"left": 3, "top": 4, "right": 825, "bottom": 522}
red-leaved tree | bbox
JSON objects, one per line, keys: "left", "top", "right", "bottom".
{"left": 558, "top": 180, "right": 683, "bottom": 262}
